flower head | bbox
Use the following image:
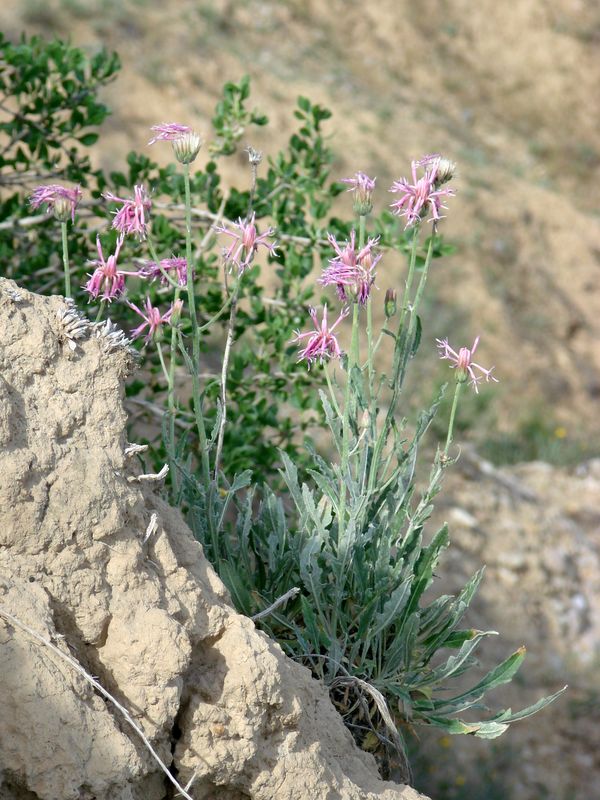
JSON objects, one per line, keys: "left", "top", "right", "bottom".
{"left": 390, "top": 156, "right": 455, "bottom": 228}
{"left": 141, "top": 257, "right": 189, "bottom": 287}
{"left": 128, "top": 297, "right": 183, "bottom": 344}
{"left": 30, "top": 184, "right": 82, "bottom": 223}
{"left": 149, "top": 123, "right": 202, "bottom": 164}
{"left": 342, "top": 171, "right": 376, "bottom": 216}
{"left": 103, "top": 185, "right": 152, "bottom": 240}
{"left": 436, "top": 335, "right": 498, "bottom": 393}
{"left": 215, "top": 213, "right": 278, "bottom": 273}
{"left": 84, "top": 236, "right": 130, "bottom": 303}
{"left": 319, "top": 230, "right": 381, "bottom": 305}
{"left": 292, "top": 304, "right": 349, "bottom": 367}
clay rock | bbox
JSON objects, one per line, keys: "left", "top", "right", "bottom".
{"left": 0, "top": 279, "right": 426, "bottom": 800}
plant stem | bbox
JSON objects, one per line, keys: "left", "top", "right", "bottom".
{"left": 407, "top": 230, "right": 435, "bottom": 341}
{"left": 94, "top": 300, "right": 105, "bottom": 324}
{"left": 398, "top": 225, "right": 419, "bottom": 331}
{"left": 60, "top": 221, "right": 71, "bottom": 298}
{"left": 338, "top": 301, "right": 360, "bottom": 535}
{"left": 156, "top": 340, "right": 170, "bottom": 385}
{"left": 167, "top": 286, "right": 182, "bottom": 491}
{"left": 444, "top": 380, "right": 463, "bottom": 457}
{"left": 182, "top": 162, "right": 210, "bottom": 484}
{"left": 214, "top": 277, "right": 240, "bottom": 481}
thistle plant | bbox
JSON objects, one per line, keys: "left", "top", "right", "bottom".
{"left": 2, "top": 33, "right": 566, "bottom": 785}
{"left": 183, "top": 157, "right": 565, "bottom": 780}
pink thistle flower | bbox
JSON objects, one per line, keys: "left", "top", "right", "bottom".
{"left": 141, "top": 257, "right": 190, "bottom": 287}
{"left": 148, "top": 123, "right": 202, "bottom": 163}
{"left": 436, "top": 335, "right": 498, "bottom": 393}
{"left": 103, "top": 185, "right": 152, "bottom": 240}
{"left": 292, "top": 304, "right": 350, "bottom": 366}
{"left": 390, "top": 157, "right": 455, "bottom": 228}
{"left": 128, "top": 297, "right": 182, "bottom": 344}
{"left": 319, "top": 230, "right": 381, "bottom": 305}
{"left": 84, "top": 236, "right": 134, "bottom": 303}
{"left": 30, "top": 184, "right": 82, "bottom": 223}
{"left": 342, "top": 171, "right": 376, "bottom": 215}
{"left": 215, "top": 213, "right": 278, "bottom": 273}
{"left": 148, "top": 123, "right": 192, "bottom": 144}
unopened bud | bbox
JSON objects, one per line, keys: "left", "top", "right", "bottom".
{"left": 53, "top": 196, "right": 74, "bottom": 223}
{"left": 384, "top": 288, "right": 397, "bottom": 318}
{"left": 172, "top": 131, "right": 203, "bottom": 164}
{"left": 433, "top": 157, "right": 456, "bottom": 186}
{"left": 342, "top": 171, "right": 376, "bottom": 217}
{"left": 170, "top": 298, "right": 184, "bottom": 325}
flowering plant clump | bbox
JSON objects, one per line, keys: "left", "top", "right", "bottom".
{"left": 2, "top": 37, "right": 565, "bottom": 786}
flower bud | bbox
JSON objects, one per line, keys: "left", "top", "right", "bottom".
{"left": 342, "top": 171, "right": 376, "bottom": 217}
{"left": 53, "top": 195, "right": 75, "bottom": 223}
{"left": 384, "top": 288, "right": 397, "bottom": 318}
{"left": 172, "top": 131, "right": 203, "bottom": 164}
{"left": 433, "top": 157, "right": 456, "bottom": 186}
{"left": 170, "top": 298, "right": 184, "bottom": 325}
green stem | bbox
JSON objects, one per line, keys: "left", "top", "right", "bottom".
{"left": 182, "top": 162, "right": 210, "bottom": 484}
{"left": 213, "top": 278, "right": 240, "bottom": 481}
{"left": 398, "top": 225, "right": 419, "bottom": 331}
{"left": 60, "top": 222, "right": 71, "bottom": 299}
{"left": 156, "top": 340, "right": 170, "bottom": 385}
{"left": 444, "top": 380, "right": 463, "bottom": 457}
{"left": 167, "top": 287, "right": 182, "bottom": 494}
{"left": 94, "top": 301, "right": 105, "bottom": 324}
{"left": 407, "top": 231, "right": 435, "bottom": 341}
{"left": 338, "top": 302, "right": 360, "bottom": 537}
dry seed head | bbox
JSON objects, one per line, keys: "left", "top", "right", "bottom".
{"left": 56, "top": 304, "right": 91, "bottom": 350}
{"left": 245, "top": 146, "right": 263, "bottom": 166}
{"left": 93, "top": 318, "right": 138, "bottom": 357}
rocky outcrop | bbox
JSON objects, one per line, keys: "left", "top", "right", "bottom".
{"left": 0, "top": 280, "right": 426, "bottom": 800}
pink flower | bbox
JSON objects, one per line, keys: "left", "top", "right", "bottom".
{"left": 103, "top": 185, "right": 152, "bottom": 240}
{"left": 85, "top": 236, "right": 134, "bottom": 303}
{"left": 390, "top": 157, "right": 455, "bottom": 228}
{"left": 30, "top": 184, "right": 82, "bottom": 223}
{"left": 436, "top": 335, "right": 498, "bottom": 393}
{"left": 148, "top": 123, "right": 202, "bottom": 164}
{"left": 215, "top": 213, "right": 278, "bottom": 273}
{"left": 319, "top": 230, "right": 381, "bottom": 304}
{"left": 128, "top": 297, "right": 182, "bottom": 344}
{"left": 141, "top": 257, "right": 189, "bottom": 287}
{"left": 342, "top": 171, "right": 376, "bottom": 215}
{"left": 148, "top": 123, "right": 192, "bottom": 144}
{"left": 292, "top": 304, "right": 350, "bottom": 366}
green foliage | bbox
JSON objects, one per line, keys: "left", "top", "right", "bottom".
{"left": 0, "top": 33, "right": 119, "bottom": 285}
{"left": 210, "top": 75, "right": 268, "bottom": 157}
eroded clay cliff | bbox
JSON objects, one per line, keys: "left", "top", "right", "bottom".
{"left": 0, "top": 279, "right": 427, "bottom": 800}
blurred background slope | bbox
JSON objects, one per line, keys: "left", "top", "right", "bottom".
{"left": 1, "top": 1, "right": 599, "bottom": 798}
